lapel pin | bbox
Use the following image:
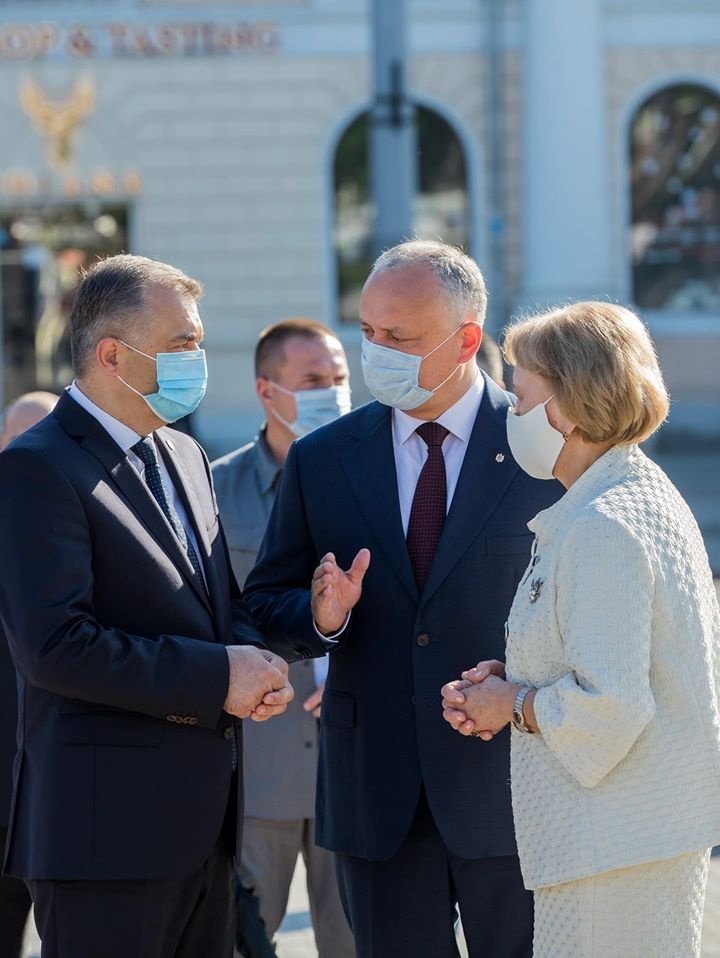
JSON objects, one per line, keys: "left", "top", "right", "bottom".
{"left": 529, "top": 578, "right": 544, "bottom": 603}
{"left": 495, "top": 453, "right": 505, "bottom": 463}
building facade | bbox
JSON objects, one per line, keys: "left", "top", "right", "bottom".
{"left": 0, "top": 0, "right": 718, "bottom": 453}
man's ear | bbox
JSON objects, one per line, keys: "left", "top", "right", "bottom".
{"left": 96, "top": 337, "right": 121, "bottom": 377}
{"left": 459, "top": 321, "right": 482, "bottom": 362}
{"left": 256, "top": 377, "right": 273, "bottom": 404}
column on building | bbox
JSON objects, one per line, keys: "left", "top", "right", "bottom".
{"left": 520, "top": 0, "right": 614, "bottom": 309}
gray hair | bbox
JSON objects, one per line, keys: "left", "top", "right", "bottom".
{"left": 70, "top": 254, "right": 203, "bottom": 377}
{"left": 369, "top": 240, "right": 487, "bottom": 326}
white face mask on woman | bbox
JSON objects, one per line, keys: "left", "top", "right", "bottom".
{"left": 506, "top": 395, "right": 566, "bottom": 480}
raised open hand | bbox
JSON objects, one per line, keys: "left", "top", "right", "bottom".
{"left": 311, "top": 549, "right": 371, "bottom": 634}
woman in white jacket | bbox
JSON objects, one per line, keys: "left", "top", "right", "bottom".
{"left": 442, "top": 301, "right": 720, "bottom": 958}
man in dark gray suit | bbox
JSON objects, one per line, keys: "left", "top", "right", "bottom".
{"left": 212, "top": 319, "right": 354, "bottom": 958}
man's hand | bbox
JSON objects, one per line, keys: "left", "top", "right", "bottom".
{"left": 303, "top": 683, "right": 324, "bottom": 719}
{"left": 311, "top": 549, "right": 370, "bottom": 635}
{"left": 224, "top": 646, "right": 294, "bottom": 721}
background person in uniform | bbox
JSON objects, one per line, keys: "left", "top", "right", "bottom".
{"left": 212, "top": 319, "right": 355, "bottom": 958}
{"left": 0, "top": 391, "right": 58, "bottom": 958}
{"left": 0, "top": 255, "right": 294, "bottom": 958}
{"left": 243, "top": 241, "right": 562, "bottom": 958}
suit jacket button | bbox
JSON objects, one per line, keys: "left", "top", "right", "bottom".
{"left": 416, "top": 633, "right": 430, "bottom": 647}
{"left": 224, "top": 727, "right": 234, "bottom": 740}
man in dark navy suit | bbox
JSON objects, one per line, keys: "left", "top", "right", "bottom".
{"left": 0, "top": 255, "right": 293, "bottom": 958}
{"left": 0, "top": 392, "right": 58, "bottom": 958}
{"left": 244, "top": 241, "right": 562, "bottom": 958}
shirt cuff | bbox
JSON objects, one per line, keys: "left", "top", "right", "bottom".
{"left": 312, "top": 612, "right": 350, "bottom": 646}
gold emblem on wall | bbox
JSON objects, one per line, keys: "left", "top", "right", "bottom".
{"left": 19, "top": 76, "right": 96, "bottom": 169}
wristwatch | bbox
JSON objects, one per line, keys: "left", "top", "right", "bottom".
{"left": 511, "top": 687, "right": 535, "bottom": 734}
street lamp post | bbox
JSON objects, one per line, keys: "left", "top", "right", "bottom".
{"left": 369, "top": 0, "right": 416, "bottom": 259}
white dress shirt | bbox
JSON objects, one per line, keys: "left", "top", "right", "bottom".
{"left": 68, "top": 382, "right": 206, "bottom": 581}
{"left": 314, "top": 373, "right": 484, "bottom": 643}
{"left": 392, "top": 372, "right": 484, "bottom": 533}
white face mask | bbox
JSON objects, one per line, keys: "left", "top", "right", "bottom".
{"left": 506, "top": 395, "right": 566, "bottom": 480}
{"left": 360, "top": 325, "right": 467, "bottom": 411}
{"left": 269, "top": 382, "right": 352, "bottom": 438}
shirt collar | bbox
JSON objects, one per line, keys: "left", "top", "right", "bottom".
{"left": 393, "top": 370, "right": 484, "bottom": 446}
{"left": 68, "top": 381, "right": 143, "bottom": 453}
{"left": 255, "top": 427, "right": 283, "bottom": 493}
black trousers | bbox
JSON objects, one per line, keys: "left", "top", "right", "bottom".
{"left": 27, "top": 776, "right": 238, "bottom": 958}
{"left": 335, "top": 790, "right": 533, "bottom": 958}
{"left": 28, "top": 840, "right": 234, "bottom": 958}
{"left": 0, "top": 826, "right": 32, "bottom": 958}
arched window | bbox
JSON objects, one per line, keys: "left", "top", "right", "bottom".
{"left": 333, "top": 105, "right": 470, "bottom": 325}
{"left": 630, "top": 83, "right": 720, "bottom": 312}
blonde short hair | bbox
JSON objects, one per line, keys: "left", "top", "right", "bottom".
{"left": 503, "top": 302, "right": 669, "bottom": 445}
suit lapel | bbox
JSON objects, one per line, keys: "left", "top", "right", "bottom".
{"left": 339, "top": 404, "right": 418, "bottom": 602}
{"left": 420, "top": 379, "right": 520, "bottom": 606}
{"left": 155, "top": 430, "right": 215, "bottom": 613}
{"left": 54, "top": 393, "right": 211, "bottom": 612}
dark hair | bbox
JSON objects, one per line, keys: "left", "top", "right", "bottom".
{"left": 255, "top": 318, "right": 337, "bottom": 378}
{"left": 476, "top": 331, "right": 504, "bottom": 383}
{"left": 70, "top": 254, "right": 202, "bottom": 376}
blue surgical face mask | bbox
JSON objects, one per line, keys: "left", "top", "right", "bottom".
{"left": 269, "top": 381, "right": 352, "bottom": 437}
{"left": 361, "top": 324, "right": 468, "bottom": 411}
{"left": 118, "top": 341, "right": 208, "bottom": 423}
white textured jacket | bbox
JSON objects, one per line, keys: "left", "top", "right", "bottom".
{"left": 506, "top": 445, "right": 720, "bottom": 889}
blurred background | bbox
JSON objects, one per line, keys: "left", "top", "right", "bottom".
{"left": 0, "top": 0, "right": 717, "bottom": 571}
{"left": 2, "top": 4, "right": 719, "bottom": 955}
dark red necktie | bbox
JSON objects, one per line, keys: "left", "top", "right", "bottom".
{"left": 406, "top": 422, "right": 449, "bottom": 590}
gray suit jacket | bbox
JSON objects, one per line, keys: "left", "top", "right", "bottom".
{"left": 212, "top": 434, "right": 321, "bottom": 820}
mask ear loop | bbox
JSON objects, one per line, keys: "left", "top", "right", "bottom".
{"left": 118, "top": 340, "right": 156, "bottom": 362}
{"left": 419, "top": 322, "right": 473, "bottom": 396}
{"left": 115, "top": 341, "right": 158, "bottom": 399}
{"left": 544, "top": 394, "right": 573, "bottom": 442}
{"left": 264, "top": 381, "right": 298, "bottom": 432}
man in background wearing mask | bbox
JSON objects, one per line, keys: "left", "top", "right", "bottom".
{"left": 244, "top": 241, "right": 562, "bottom": 958}
{"left": 0, "top": 391, "right": 58, "bottom": 958}
{"left": 0, "top": 254, "right": 295, "bottom": 958}
{"left": 212, "top": 319, "right": 354, "bottom": 958}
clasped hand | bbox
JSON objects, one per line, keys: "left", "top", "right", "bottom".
{"left": 441, "top": 660, "right": 513, "bottom": 741}
{"left": 224, "top": 646, "right": 294, "bottom": 722}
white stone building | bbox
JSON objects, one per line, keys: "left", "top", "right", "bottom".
{"left": 0, "top": 0, "right": 718, "bottom": 454}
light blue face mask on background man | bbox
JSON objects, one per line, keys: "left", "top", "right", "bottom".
{"left": 360, "top": 324, "right": 469, "bottom": 411}
{"left": 118, "top": 341, "right": 208, "bottom": 423}
{"left": 269, "top": 381, "right": 352, "bottom": 437}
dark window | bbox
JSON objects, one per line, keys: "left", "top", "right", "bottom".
{"left": 0, "top": 204, "right": 128, "bottom": 402}
{"left": 630, "top": 84, "right": 720, "bottom": 312}
{"left": 334, "top": 106, "right": 469, "bottom": 325}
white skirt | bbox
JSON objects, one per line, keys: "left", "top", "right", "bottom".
{"left": 533, "top": 849, "right": 710, "bottom": 958}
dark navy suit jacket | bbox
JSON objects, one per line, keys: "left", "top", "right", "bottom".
{"left": 0, "top": 391, "right": 264, "bottom": 881}
{"left": 244, "top": 375, "right": 562, "bottom": 862}
{"left": 0, "top": 629, "right": 16, "bottom": 830}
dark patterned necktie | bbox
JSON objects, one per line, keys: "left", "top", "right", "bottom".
{"left": 131, "top": 437, "right": 207, "bottom": 595}
{"left": 406, "top": 422, "right": 449, "bottom": 590}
